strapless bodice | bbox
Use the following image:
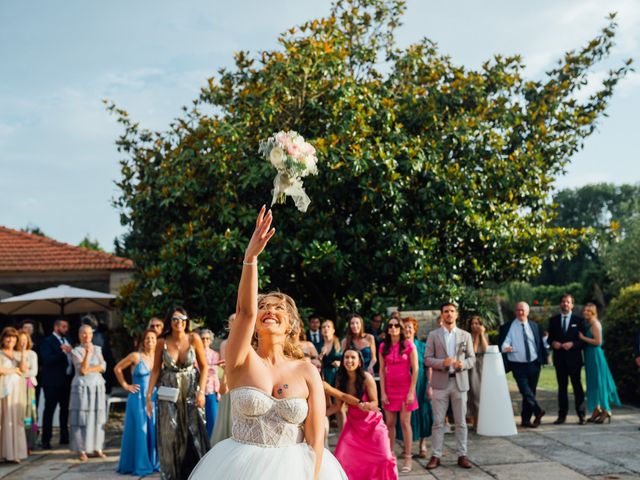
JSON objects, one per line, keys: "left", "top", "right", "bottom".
{"left": 230, "top": 387, "right": 308, "bottom": 447}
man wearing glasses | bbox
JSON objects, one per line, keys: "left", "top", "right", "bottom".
{"left": 425, "top": 303, "right": 475, "bottom": 470}
{"left": 147, "top": 317, "right": 164, "bottom": 337}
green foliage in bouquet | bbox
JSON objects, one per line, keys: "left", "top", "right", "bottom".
{"left": 108, "top": 0, "right": 632, "bottom": 332}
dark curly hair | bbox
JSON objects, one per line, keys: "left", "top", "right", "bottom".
{"left": 335, "top": 348, "right": 366, "bottom": 400}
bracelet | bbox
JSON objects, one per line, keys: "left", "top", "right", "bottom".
{"left": 242, "top": 259, "right": 258, "bottom": 266}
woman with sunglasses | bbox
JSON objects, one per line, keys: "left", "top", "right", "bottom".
{"left": 189, "top": 207, "right": 346, "bottom": 480}
{"left": 146, "top": 307, "right": 210, "bottom": 480}
{"left": 379, "top": 319, "right": 419, "bottom": 473}
{"left": 325, "top": 348, "right": 398, "bottom": 479}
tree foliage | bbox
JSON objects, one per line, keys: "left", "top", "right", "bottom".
{"left": 602, "top": 217, "right": 640, "bottom": 293}
{"left": 109, "top": 1, "right": 631, "bottom": 331}
{"left": 78, "top": 235, "right": 104, "bottom": 252}
{"left": 603, "top": 283, "right": 640, "bottom": 403}
{"left": 537, "top": 183, "right": 640, "bottom": 301}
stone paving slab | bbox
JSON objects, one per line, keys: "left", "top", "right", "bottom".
{"left": 483, "top": 461, "right": 591, "bottom": 480}
{"left": 4, "top": 389, "right": 640, "bottom": 480}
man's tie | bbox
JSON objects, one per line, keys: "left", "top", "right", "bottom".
{"left": 562, "top": 315, "right": 568, "bottom": 334}
{"left": 522, "top": 324, "right": 532, "bottom": 362}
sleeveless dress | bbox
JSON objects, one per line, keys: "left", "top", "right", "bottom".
{"left": 397, "top": 339, "right": 433, "bottom": 441}
{"left": 584, "top": 325, "right": 621, "bottom": 412}
{"left": 157, "top": 344, "right": 210, "bottom": 480}
{"left": 117, "top": 355, "right": 160, "bottom": 475}
{"left": 320, "top": 342, "right": 342, "bottom": 386}
{"left": 380, "top": 340, "right": 418, "bottom": 412}
{"left": 360, "top": 346, "right": 372, "bottom": 371}
{"left": 0, "top": 352, "right": 28, "bottom": 461}
{"left": 189, "top": 387, "right": 348, "bottom": 479}
{"left": 335, "top": 392, "right": 398, "bottom": 480}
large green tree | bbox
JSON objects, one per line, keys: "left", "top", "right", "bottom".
{"left": 536, "top": 183, "right": 640, "bottom": 302}
{"left": 110, "top": 1, "right": 631, "bottom": 331}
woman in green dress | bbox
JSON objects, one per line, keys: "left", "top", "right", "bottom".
{"left": 578, "top": 303, "right": 620, "bottom": 423}
{"left": 319, "top": 320, "right": 342, "bottom": 386}
{"left": 398, "top": 316, "right": 433, "bottom": 458}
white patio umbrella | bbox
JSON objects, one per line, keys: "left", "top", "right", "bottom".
{"left": 0, "top": 284, "right": 116, "bottom": 316}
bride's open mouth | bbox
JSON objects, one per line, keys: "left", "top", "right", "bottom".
{"left": 261, "top": 314, "right": 280, "bottom": 325}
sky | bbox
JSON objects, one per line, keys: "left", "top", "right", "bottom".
{"left": 1, "top": 0, "right": 638, "bottom": 252}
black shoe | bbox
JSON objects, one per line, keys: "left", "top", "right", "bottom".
{"left": 59, "top": 439, "right": 69, "bottom": 445}
{"left": 40, "top": 442, "right": 52, "bottom": 450}
{"left": 534, "top": 409, "right": 546, "bottom": 427}
{"left": 520, "top": 421, "right": 538, "bottom": 428}
{"left": 553, "top": 417, "right": 566, "bottom": 425}
{"left": 578, "top": 416, "right": 586, "bottom": 425}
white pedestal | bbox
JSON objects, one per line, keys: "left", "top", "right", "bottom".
{"left": 477, "top": 345, "right": 517, "bottom": 436}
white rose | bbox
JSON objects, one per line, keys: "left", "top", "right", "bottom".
{"left": 270, "top": 146, "right": 286, "bottom": 169}
{"left": 304, "top": 155, "right": 318, "bottom": 175}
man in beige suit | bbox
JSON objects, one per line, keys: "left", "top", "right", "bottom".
{"left": 425, "top": 303, "right": 475, "bottom": 469}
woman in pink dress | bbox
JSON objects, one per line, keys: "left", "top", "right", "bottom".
{"left": 379, "top": 319, "right": 418, "bottom": 473}
{"left": 325, "top": 348, "right": 397, "bottom": 480}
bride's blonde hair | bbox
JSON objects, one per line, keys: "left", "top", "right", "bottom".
{"left": 255, "top": 291, "right": 304, "bottom": 360}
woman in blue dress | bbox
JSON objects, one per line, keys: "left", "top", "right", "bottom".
{"left": 115, "top": 329, "right": 160, "bottom": 476}
{"left": 578, "top": 303, "right": 621, "bottom": 424}
{"left": 341, "top": 314, "right": 377, "bottom": 374}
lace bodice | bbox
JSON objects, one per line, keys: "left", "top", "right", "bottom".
{"left": 231, "top": 387, "right": 308, "bottom": 447}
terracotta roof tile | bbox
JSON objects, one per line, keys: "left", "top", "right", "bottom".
{"left": 0, "top": 226, "right": 133, "bottom": 272}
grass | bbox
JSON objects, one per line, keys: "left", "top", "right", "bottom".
{"left": 507, "top": 365, "right": 586, "bottom": 392}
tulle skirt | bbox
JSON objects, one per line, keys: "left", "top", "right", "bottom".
{"left": 189, "top": 438, "right": 347, "bottom": 480}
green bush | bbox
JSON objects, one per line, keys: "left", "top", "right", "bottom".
{"left": 603, "top": 283, "right": 640, "bottom": 404}
{"left": 532, "top": 282, "right": 584, "bottom": 305}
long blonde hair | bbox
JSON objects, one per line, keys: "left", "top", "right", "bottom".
{"left": 255, "top": 292, "right": 304, "bottom": 360}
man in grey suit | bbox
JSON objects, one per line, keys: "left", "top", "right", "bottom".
{"left": 425, "top": 302, "right": 476, "bottom": 470}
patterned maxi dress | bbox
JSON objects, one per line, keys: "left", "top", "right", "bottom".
{"left": 156, "top": 343, "right": 210, "bottom": 480}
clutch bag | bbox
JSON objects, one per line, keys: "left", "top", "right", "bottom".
{"left": 157, "top": 385, "right": 180, "bottom": 402}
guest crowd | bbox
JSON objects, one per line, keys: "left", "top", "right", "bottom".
{"left": 0, "top": 293, "right": 635, "bottom": 479}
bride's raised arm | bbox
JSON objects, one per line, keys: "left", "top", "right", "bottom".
{"left": 225, "top": 206, "right": 276, "bottom": 371}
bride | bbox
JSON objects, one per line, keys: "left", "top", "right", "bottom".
{"left": 189, "top": 206, "right": 346, "bottom": 480}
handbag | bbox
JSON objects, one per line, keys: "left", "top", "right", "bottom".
{"left": 157, "top": 385, "right": 180, "bottom": 403}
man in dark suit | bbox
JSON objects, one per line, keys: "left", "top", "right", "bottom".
{"left": 38, "top": 318, "right": 74, "bottom": 449}
{"left": 499, "top": 301, "right": 548, "bottom": 428}
{"left": 547, "top": 293, "right": 586, "bottom": 424}
{"left": 306, "top": 315, "right": 323, "bottom": 353}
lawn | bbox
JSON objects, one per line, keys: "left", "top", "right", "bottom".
{"left": 507, "top": 365, "right": 586, "bottom": 393}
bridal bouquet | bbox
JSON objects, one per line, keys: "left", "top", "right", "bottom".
{"left": 258, "top": 130, "right": 318, "bottom": 212}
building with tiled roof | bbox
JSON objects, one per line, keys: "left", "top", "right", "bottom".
{"left": 0, "top": 226, "right": 133, "bottom": 273}
{"left": 0, "top": 226, "right": 134, "bottom": 326}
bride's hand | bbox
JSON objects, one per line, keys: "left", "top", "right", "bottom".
{"left": 244, "top": 206, "right": 276, "bottom": 261}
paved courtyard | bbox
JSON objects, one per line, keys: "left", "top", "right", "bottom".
{"left": 2, "top": 387, "right": 639, "bottom": 480}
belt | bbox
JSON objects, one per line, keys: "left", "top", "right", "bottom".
{"left": 448, "top": 373, "right": 456, "bottom": 378}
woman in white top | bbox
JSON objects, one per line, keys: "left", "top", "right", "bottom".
{"left": 189, "top": 207, "right": 346, "bottom": 480}
{"left": 16, "top": 332, "right": 38, "bottom": 452}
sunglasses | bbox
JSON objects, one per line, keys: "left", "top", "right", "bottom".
{"left": 388, "top": 323, "right": 401, "bottom": 329}
{"left": 171, "top": 315, "right": 188, "bottom": 323}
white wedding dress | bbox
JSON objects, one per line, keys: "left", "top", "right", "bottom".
{"left": 189, "top": 386, "right": 347, "bottom": 479}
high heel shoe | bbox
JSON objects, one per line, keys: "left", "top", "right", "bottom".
{"left": 587, "top": 407, "right": 602, "bottom": 423}
{"left": 594, "top": 410, "right": 611, "bottom": 424}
